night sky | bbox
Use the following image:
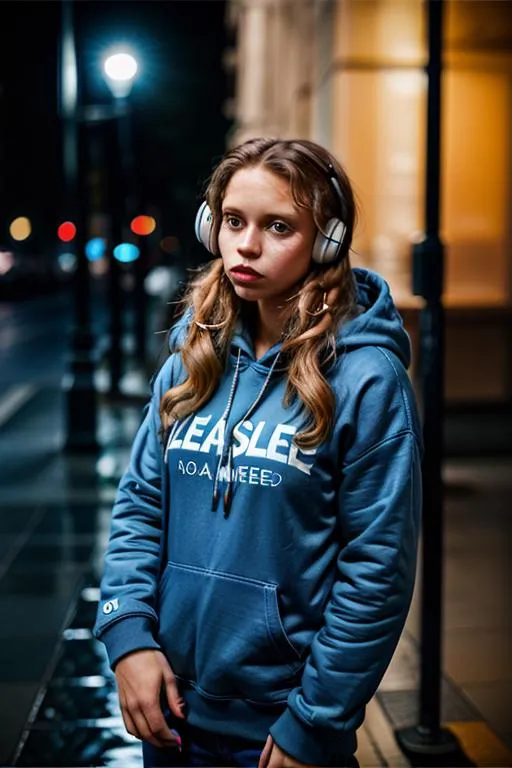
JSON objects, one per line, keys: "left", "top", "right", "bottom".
{"left": 0, "top": 0, "right": 232, "bottom": 263}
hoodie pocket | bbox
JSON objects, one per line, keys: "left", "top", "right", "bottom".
{"left": 158, "top": 561, "right": 303, "bottom": 704}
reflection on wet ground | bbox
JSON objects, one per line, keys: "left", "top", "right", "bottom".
{"left": 15, "top": 582, "right": 143, "bottom": 767}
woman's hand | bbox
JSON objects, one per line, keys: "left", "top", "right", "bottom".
{"left": 115, "top": 649, "right": 185, "bottom": 748}
{"left": 258, "top": 736, "right": 320, "bottom": 768}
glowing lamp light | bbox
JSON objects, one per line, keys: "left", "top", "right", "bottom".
{"left": 9, "top": 217, "right": 32, "bottom": 242}
{"left": 130, "top": 215, "right": 156, "bottom": 236}
{"left": 113, "top": 243, "right": 140, "bottom": 263}
{"left": 103, "top": 51, "right": 138, "bottom": 98}
{"left": 85, "top": 237, "right": 107, "bottom": 261}
{"left": 58, "top": 221, "right": 77, "bottom": 242}
{"left": 104, "top": 52, "right": 138, "bottom": 82}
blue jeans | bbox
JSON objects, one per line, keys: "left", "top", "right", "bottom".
{"left": 142, "top": 723, "right": 359, "bottom": 768}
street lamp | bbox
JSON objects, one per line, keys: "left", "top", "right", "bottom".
{"left": 103, "top": 51, "right": 138, "bottom": 98}
{"left": 101, "top": 49, "right": 139, "bottom": 393}
{"left": 60, "top": 0, "right": 99, "bottom": 453}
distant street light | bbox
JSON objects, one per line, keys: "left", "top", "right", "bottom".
{"left": 103, "top": 51, "right": 138, "bottom": 98}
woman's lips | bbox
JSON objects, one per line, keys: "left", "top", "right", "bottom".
{"left": 229, "top": 266, "right": 263, "bottom": 282}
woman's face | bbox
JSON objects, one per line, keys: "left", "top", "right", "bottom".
{"left": 218, "top": 165, "right": 316, "bottom": 309}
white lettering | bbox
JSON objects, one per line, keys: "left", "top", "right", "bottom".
{"left": 232, "top": 421, "right": 251, "bottom": 458}
{"left": 238, "top": 465, "right": 248, "bottom": 483}
{"left": 246, "top": 421, "right": 267, "bottom": 458}
{"left": 260, "top": 469, "right": 273, "bottom": 486}
{"left": 169, "top": 419, "right": 189, "bottom": 451}
{"left": 198, "top": 462, "right": 213, "bottom": 479}
{"left": 288, "top": 442, "right": 315, "bottom": 475}
{"left": 170, "top": 411, "right": 317, "bottom": 478}
{"left": 249, "top": 466, "right": 260, "bottom": 485}
{"left": 182, "top": 415, "right": 212, "bottom": 450}
{"left": 185, "top": 461, "right": 197, "bottom": 475}
{"left": 267, "top": 424, "right": 295, "bottom": 464}
{"left": 199, "top": 418, "right": 225, "bottom": 455}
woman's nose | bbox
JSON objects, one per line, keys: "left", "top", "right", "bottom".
{"left": 237, "top": 225, "right": 261, "bottom": 257}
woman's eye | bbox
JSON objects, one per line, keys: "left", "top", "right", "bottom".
{"left": 226, "top": 216, "right": 242, "bottom": 229}
{"left": 270, "top": 221, "right": 290, "bottom": 234}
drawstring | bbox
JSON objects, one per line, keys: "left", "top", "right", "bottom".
{"left": 212, "top": 349, "right": 242, "bottom": 511}
{"left": 215, "top": 352, "right": 281, "bottom": 518}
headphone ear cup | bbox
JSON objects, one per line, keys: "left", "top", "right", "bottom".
{"left": 194, "top": 201, "right": 216, "bottom": 254}
{"left": 312, "top": 218, "right": 347, "bottom": 264}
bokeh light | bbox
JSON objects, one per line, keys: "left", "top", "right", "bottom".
{"left": 58, "top": 252, "right": 77, "bottom": 272}
{"left": 9, "top": 217, "right": 32, "bottom": 242}
{"left": 113, "top": 243, "right": 140, "bottom": 263}
{"left": 0, "top": 250, "right": 14, "bottom": 275}
{"left": 130, "top": 215, "right": 156, "bottom": 236}
{"left": 85, "top": 237, "right": 107, "bottom": 261}
{"left": 58, "top": 221, "right": 77, "bottom": 242}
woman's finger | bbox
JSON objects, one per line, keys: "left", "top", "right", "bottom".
{"left": 259, "top": 735, "right": 274, "bottom": 768}
{"left": 163, "top": 667, "right": 186, "bottom": 720}
{"left": 121, "top": 707, "right": 139, "bottom": 740}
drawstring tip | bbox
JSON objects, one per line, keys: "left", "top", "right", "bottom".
{"left": 212, "top": 489, "right": 219, "bottom": 512}
{"left": 223, "top": 486, "right": 232, "bottom": 518}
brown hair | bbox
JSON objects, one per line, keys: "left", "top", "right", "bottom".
{"left": 160, "top": 137, "right": 358, "bottom": 448}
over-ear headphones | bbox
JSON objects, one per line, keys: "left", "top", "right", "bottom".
{"left": 194, "top": 159, "right": 347, "bottom": 265}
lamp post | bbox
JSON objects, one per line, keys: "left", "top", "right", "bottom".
{"left": 395, "top": 1, "right": 463, "bottom": 760}
{"left": 60, "top": 0, "right": 99, "bottom": 453}
{"left": 102, "top": 50, "right": 138, "bottom": 395}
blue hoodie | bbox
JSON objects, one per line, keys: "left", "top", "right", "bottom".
{"left": 94, "top": 268, "right": 422, "bottom": 765}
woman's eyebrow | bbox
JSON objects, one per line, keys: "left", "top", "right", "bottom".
{"left": 221, "top": 205, "right": 299, "bottom": 220}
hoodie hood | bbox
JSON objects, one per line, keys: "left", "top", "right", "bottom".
{"left": 338, "top": 268, "right": 411, "bottom": 367}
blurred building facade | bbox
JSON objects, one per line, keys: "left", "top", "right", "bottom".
{"left": 224, "top": 0, "right": 512, "bottom": 407}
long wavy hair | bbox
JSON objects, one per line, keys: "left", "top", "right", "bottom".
{"left": 160, "top": 137, "right": 358, "bottom": 448}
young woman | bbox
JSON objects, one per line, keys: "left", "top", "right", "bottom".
{"left": 94, "top": 138, "right": 422, "bottom": 768}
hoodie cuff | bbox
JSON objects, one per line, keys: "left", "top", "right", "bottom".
{"left": 269, "top": 708, "right": 357, "bottom": 766}
{"left": 99, "top": 615, "right": 161, "bottom": 670}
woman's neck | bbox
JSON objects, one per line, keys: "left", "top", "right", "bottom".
{"left": 245, "top": 301, "right": 287, "bottom": 359}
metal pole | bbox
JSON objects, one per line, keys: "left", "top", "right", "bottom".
{"left": 106, "top": 117, "right": 124, "bottom": 396}
{"left": 117, "top": 98, "right": 147, "bottom": 370}
{"left": 395, "top": 1, "right": 463, "bottom": 757}
{"left": 60, "top": 0, "right": 98, "bottom": 452}
{"left": 134, "top": 233, "right": 148, "bottom": 368}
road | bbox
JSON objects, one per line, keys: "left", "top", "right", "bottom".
{"left": 0, "top": 286, "right": 114, "bottom": 488}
